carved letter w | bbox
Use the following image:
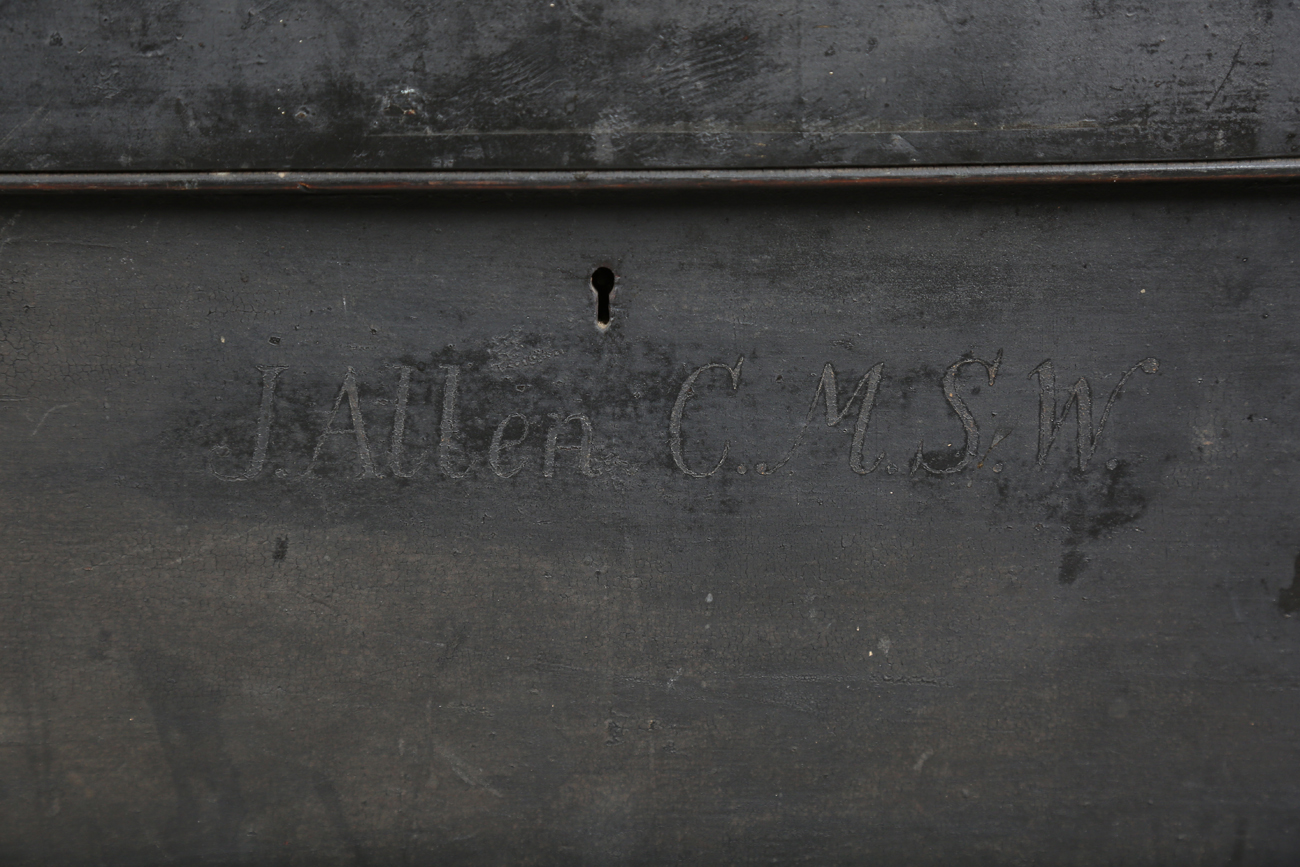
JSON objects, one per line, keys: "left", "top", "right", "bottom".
{"left": 1028, "top": 357, "right": 1159, "bottom": 471}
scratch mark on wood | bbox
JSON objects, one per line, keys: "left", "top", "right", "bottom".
{"left": 0, "top": 102, "right": 48, "bottom": 152}
{"left": 1206, "top": 41, "right": 1246, "bottom": 108}
{"left": 435, "top": 746, "right": 503, "bottom": 798}
{"left": 30, "top": 403, "right": 70, "bottom": 436}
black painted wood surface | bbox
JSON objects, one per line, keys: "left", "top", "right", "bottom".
{"left": 1, "top": 0, "right": 1298, "bottom": 171}
{"left": 0, "top": 186, "right": 1297, "bottom": 863}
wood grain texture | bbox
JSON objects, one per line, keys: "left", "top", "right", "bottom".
{"left": 0, "top": 0, "right": 1297, "bottom": 170}
{"left": 0, "top": 186, "right": 1297, "bottom": 863}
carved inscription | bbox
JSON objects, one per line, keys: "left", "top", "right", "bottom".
{"left": 670, "top": 357, "right": 744, "bottom": 478}
{"left": 1029, "top": 357, "right": 1161, "bottom": 471}
{"left": 438, "top": 365, "right": 471, "bottom": 479}
{"left": 490, "top": 413, "right": 529, "bottom": 478}
{"left": 306, "top": 366, "right": 380, "bottom": 479}
{"left": 912, "top": 351, "right": 1002, "bottom": 476}
{"left": 545, "top": 413, "right": 595, "bottom": 478}
{"left": 210, "top": 365, "right": 285, "bottom": 481}
{"left": 208, "top": 352, "right": 1161, "bottom": 482}
{"left": 387, "top": 364, "right": 425, "bottom": 478}
{"left": 757, "top": 361, "right": 885, "bottom": 476}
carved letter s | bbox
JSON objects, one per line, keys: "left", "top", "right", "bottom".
{"left": 912, "top": 350, "right": 1002, "bottom": 476}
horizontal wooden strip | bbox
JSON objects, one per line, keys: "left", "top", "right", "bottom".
{"left": 2, "top": 158, "right": 1300, "bottom": 194}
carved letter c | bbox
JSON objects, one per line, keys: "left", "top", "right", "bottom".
{"left": 669, "top": 357, "right": 744, "bottom": 478}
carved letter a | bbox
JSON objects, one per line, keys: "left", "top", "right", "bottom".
{"left": 304, "top": 368, "right": 381, "bottom": 478}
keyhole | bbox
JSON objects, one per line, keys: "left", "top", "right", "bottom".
{"left": 591, "top": 267, "right": 615, "bottom": 328}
